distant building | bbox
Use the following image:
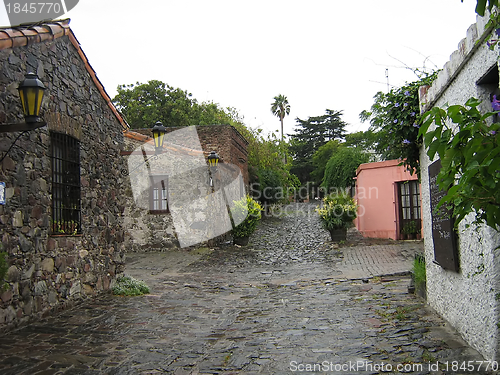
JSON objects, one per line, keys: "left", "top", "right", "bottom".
{"left": 354, "top": 160, "right": 421, "bottom": 240}
{"left": 121, "top": 125, "right": 249, "bottom": 251}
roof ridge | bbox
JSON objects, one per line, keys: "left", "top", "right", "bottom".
{"left": 0, "top": 18, "right": 129, "bottom": 131}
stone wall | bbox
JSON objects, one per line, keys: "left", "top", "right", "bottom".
{"left": 0, "top": 29, "right": 128, "bottom": 331}
{"left": 122, "top": 125, "right": 248, "bottom": 251}
{"left": 419, "top": 13, "right": 500, "bottom": 360}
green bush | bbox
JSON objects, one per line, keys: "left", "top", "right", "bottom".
{"left": 255, "top": 168, "right": 285, "bottom": 205}
{"left": 322, "top": 147, "right": 370, "bottom": 191}
{"left": 316, "top": 193, "right": 357, "bottom": 231}
{"left": 112, "top": 275, "right": 150, "bottom": 296}
{"left": 230, "top": 195, "right": 262, "bottom": 238}
{"left": 412, "top": 255, "right": 426, "bottom": 287}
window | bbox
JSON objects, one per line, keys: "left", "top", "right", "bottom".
{"left": 149, "top": 175, "right": 169, "bottom": 213}
{"left": 398, "top": 180, "right": 421, "bottom": 239}
{"left": 51, "top": 132, "right": 81, "bottom": 235}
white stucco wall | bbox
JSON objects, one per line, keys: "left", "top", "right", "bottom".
{"left": 419, "top": 14, "right": 500, "bottom": 360}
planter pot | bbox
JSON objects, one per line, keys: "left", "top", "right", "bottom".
{"left": 233, "top": 236, "right": 250, "bottom": 246}
{"left": 329, "top": 228, "right": 347, "bottom": 242}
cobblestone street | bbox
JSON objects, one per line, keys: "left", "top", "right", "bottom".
{"left": 0, "top": 204, "right": 494, "bottom": 374}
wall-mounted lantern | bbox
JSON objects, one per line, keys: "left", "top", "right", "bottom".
{"left": 0, "top": 72, "right": 46, "bottom": 132}
{"left": 207, "top": 151, "right": 219, "bottom": 168}
{"left": 151, "top": 121, "right": 166, "bottom": 154}
{"left": 207, "top": 151, "right": 219, "bottom": 188}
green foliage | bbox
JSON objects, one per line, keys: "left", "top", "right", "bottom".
{"left": 231, "top": 195, "right": 262, "bottom": 238}
{"left": 0, "top": 251, "right": 8, "bottom": 291}
{"left": 469, "top": 0, "right": 499, "bottom": 16}
{"left": 420, "top": 98, "right": 500, "bottom": 230}
{"left": 112, "top": 275, "right": 150, "bottom": 296}
{"left": 402, "top": 220, "right": 421, "bottom": 235}
{"left": 113, "top": 80, "right": 196, "bottom": 128}
{"left": 316, "top": 193, "right": 357, "bottom": 231}
{"left": 244, "top": 128, "right": 298, "bottom": 203}
{"left": 311, "top": 140, "right": 341, "bottom": 185}
{"left": 254, "top": 168, "right": 286, "bottom": 205}
{"left": 360, "top": 71, "right": 438, "bottom": 175}
{"left": 322, "top": 146, "right": 370, "bottom": 191}
{"left": 112, "top": 80, "right": 245, "bottom": 129}
{"left": 344, "top": 130, "right": 379, "bottom": 151}
{"left": 412, "top": 255, "right": 426, "bottom": 288}
{"left": 290, "top": 109, "right": 347, "bottom": 183}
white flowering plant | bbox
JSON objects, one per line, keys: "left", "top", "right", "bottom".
{"left": 316, "top": 193, "right": 357, "bottom": 231}
{"left": 230, "top": 195, "right": 263, "bottom": 238}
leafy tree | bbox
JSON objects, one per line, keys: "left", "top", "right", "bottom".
{"left": 271, "top": 94, "right": 291, "bottom": 141}
{"left": 289, "top": 109, "right": 347, "bottom": 183}
{"left": 311, "top": 140, "right": 341, "bottom": 186}
{"left": 113, "top": 80, "right": 245, "bottom": 129}
{"left": 344, "top": 130, "right": 379, "bottom": 152}
{"left": 322, "top": 146, "right": 370, "bottom": 191}
{"left": 360, "top": 71, "right": 437, "bottom": 175}
{"left": 113, "top": 80, "right": 197, "bottom": 128}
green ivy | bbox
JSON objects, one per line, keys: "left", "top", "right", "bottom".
{"left": 360, "top": 71, "right": 438, "bottom": 176}
{"left": 420, "top": 98, "right": 500, "bottom": 230}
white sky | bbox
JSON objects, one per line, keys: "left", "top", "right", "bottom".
{"left": 0, "top": 1, "right": 479, "bottom": 136}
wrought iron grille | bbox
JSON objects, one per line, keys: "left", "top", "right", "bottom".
{"left": 51, "top": 132, "right": 81, "bottom": 235}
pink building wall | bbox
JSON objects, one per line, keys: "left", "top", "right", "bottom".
{"left": 354, "top": 160, "right": 419, "bottom": 240}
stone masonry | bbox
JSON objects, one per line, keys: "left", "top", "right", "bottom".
{"left": 0, "top": 20, "right": 129, "bottom": 332}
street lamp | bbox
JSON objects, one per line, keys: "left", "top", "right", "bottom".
{"left": 207, "top": 151, "right": 219, "bottom": 168}
{"left": 207, "top": 151, "right": 219, "bottom": 188}
{"left": 18, "top": 72, "right": 46, "bottom": 124}
{"left": 0, "top": 72, "right": 46, "bottom": 132}
{"left": 151, "top": 121, "right": 166, "bottom": 154}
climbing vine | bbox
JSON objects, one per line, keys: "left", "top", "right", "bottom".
{"left": 360, "top": 71, "right": 438, "bottom": 176}
{"left": 420, "top": 98, "right": 500, "bottom": 231}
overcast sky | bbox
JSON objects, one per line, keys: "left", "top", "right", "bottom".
{"left": 1, "top": 1, "right": 479, "bottom": 135}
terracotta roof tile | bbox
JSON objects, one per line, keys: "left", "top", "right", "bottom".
{"left": 0, "top": 19, "right": 128, "bottom": 131}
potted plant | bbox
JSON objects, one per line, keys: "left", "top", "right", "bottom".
{"left": 230, "top": 195, "right": 262, "bottom": 246}
{"left": 401, "top": 220, "right": 421, "bottom": 240}
{"left": 316, "top": 193, "right": 357, "bottom": 242}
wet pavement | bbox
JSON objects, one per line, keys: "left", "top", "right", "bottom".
{"left": 0, "top": 203, "right": 495, "bottom": 374}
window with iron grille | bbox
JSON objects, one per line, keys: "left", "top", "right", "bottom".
{"left": 149, "top": 175, "right": 169, "bottom": 214}
{"left": 51, "top": 132, "right": 81, "bottom": 235}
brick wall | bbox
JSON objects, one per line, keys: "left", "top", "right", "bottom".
{"left": 122, "top": 125, "right": 249, "bottom": 250}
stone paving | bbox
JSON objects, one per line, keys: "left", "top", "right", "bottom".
{"left": 0, "top": 203, "right": 495, "bottom": 374}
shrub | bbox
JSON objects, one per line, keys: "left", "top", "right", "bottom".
{"left": 255, "top": 168, "right": 285, "bottom": 205}
{"left": 112, "top": 275, "right": 150, "bottom": 296}
{"left": 230, "top": 195, "right": 262, "bottom": 238}
{"left": 316, "top": 193, "right": 357, "bottom": 231}
{"left": 412, "top": 255, "right": 426, "bottom": 288}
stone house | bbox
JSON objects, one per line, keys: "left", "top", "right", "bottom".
{"left": 122, "top": 125, "right": 249, "bottom": 251}
{"left": 419, "top": 14, "right": 500, "bottom": 360}
{"left": 0, "top": 20, "right": 129, "bottom": 331}
{"left": 354, "top": 160, "right": 421, "bottom": 240}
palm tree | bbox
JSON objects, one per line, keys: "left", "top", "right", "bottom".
{"left": 271, "top": 94, "right": 290, "bottom": 142}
